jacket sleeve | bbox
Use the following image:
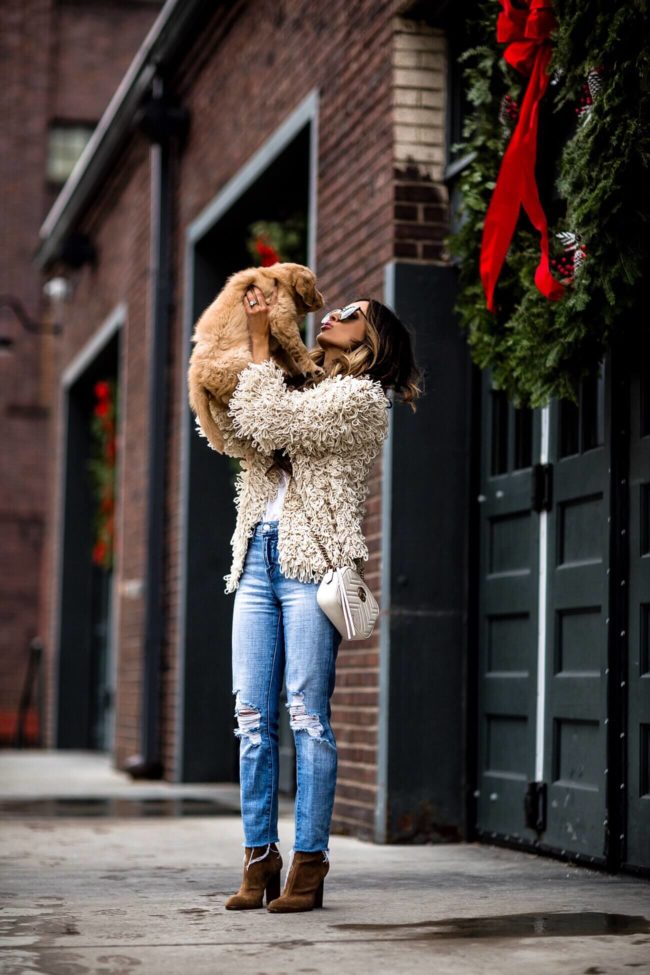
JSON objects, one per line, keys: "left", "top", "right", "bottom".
{"left": 193, "top": 397, "right": 257, "bottom": 460}
{"left": 226, "top": 358, "right": 389, "bottom": 456}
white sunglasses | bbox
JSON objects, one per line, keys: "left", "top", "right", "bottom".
{"left": 320, "top": 302, "right": 369, "bottom": 326}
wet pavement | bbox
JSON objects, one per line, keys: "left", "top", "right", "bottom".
{"left": 1, "top": 751, "right": 649, "bottom": 974}
{"left": 0, "top": 797, "right": 237, "bottom": 818}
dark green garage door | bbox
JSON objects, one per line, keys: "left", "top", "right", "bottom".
{"left": 475, "top": 378, "right": 540, "bottom": 841}
{"left": 476, "top": 357, "right": 650, "bottom": 872}
{"left": 542, "top": 372, "right": 609, "bottom": 857}
{"left": 474, "top": 364, "right": 628, "bottom": 866}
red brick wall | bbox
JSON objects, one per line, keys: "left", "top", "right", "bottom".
{"left": 51, "top": 1, "right": 164, "bottom": 123}
{"left": 0, "top": 0, "right": 160, "bottom": 745}
{"left": 0, "top": 0, "right": 53, "bottom": 745}
{"left": 393, "top": 18, "right": 449, "bottom": 263}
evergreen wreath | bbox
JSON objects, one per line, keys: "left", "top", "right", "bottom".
{"left": 448, "top": 0, "right": 650, "bottom": 406}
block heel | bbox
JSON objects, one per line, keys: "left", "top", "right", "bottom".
{"left": 314, "top": 878, "right": 324, "bottom": 908}
{"left": 265, "top": 871, "right": 281, "bottom": 904}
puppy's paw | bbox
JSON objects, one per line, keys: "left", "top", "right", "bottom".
{"left": 301, "top": 362, "right": 325, "bottom": 377}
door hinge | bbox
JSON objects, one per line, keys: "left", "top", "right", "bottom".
{"left": 524, "top": 780, "right": 547, "bottom": 832}
{"left": 531, "top": 462, "right": 553, "bottom": 512}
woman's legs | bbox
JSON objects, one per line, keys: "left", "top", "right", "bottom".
{"left": 275, "top": 558, "right": 342, "bottom": 853}
{"left": 231, "top": 519, "right": 342, "bottom": 853}
{"left": 231, "top": 524, "right": 285, "bottom": 848}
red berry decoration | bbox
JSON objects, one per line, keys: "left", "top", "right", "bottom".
{"left": 577, "top": 67, "right": 603, "bottom": 122}
{"left": 499, "top": 93, "right": 519, "bottom": 132}
{"left": 89, "top": 378, "right": 118, "bottom": 571}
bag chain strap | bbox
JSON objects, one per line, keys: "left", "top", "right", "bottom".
{"left": 290, "top": 476, "right": 365, "bottom": 581}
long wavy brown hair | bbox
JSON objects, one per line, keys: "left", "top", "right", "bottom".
{"left": 269, "top": 298, "right": 423, "bottom": 476}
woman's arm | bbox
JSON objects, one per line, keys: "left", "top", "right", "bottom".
{"left": 227, "top": 358, "right": 390, "bottom": 456}
{"left": 192, "top": 284, "right": 275, "bottom": 457}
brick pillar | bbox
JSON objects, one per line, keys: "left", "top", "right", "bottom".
{"left": 392, "top": 17, "right": 449, "bottom": 263}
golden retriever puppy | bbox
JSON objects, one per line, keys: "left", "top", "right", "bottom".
{"left": 187, "top": 262, "right": 324, "bottom": 454}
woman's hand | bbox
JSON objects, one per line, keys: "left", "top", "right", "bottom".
{"left": 243, "top": 285, "right": 275, "bottom": 362}
{"left": 243, "top": 285, "right": 273, "bottom": 337}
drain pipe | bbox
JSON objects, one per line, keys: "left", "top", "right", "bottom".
{"left": 125, "top": 79, "right": 188, "bottom": 779}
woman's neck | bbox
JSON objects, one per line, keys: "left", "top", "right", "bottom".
{"left": 321, "top": 348, "right": 341, "bottom": 372}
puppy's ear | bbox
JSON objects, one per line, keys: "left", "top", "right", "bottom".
{"left": 294, "top": 268, "right": 324, "bottom": 311}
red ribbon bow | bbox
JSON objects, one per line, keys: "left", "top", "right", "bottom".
{"left": 480, "top": 0, "right": 564, "bottom": 312}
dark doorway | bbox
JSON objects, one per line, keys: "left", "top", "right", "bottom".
{"left": 57, "top": 330, "right": 120, "bottom": 751}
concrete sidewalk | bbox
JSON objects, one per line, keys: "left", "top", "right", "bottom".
{"left": 1, "top": 751, "right": 649, "bottom": 975}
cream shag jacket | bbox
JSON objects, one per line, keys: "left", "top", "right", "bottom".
{"left": 195, "top": 358, "right": 390, "bottom": 594}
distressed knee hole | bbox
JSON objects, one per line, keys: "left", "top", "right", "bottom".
{"left": 286, "top": 691, "right": 324, "bottom": 739}
{"left": 234, "top": 695, "right": 262, "bottom": 745}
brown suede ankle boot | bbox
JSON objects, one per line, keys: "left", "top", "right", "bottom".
{"left": 266, "top": 849, "right": 329, "bottom": 912}
{"left": 225, "top": 843, "right": 282, "bottom": 910}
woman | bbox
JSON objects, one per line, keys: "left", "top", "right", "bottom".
{"left": 200, "top": 282, "right": 421, "bottom": 913}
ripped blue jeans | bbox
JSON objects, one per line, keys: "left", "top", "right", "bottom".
{"left": 231, "top": 519, "right": 342, "bottom": 853}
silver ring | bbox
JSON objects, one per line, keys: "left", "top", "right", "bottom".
{"left": 249, "top": 299, "right": 258, "bottom": 307}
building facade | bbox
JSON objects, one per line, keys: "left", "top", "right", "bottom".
{"left": 0, "top": 0, "right": 162, "bottom": 747}
{"left": 35, "top": 0, "right": 649, "bottom": 873}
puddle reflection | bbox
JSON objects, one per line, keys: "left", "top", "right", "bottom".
{"left": 333, "top": 912, "right": 650, "bottom": 940}
{"left": 0, "top": 797, "right": 234, "bottom": 818}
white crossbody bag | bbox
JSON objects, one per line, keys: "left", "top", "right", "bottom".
{"left": 293, "top": 482, "right": 379, "bottom": 641}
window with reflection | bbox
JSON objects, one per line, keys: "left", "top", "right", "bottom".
{"left": 47, "top": 123, "right": 95, "bottom": 186}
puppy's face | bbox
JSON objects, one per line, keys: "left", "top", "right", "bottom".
{"left": 271, "top": 263, "right": 324, "bottom": 313}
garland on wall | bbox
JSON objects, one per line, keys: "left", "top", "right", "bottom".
{"left": 448, "top": 0, "right": 650, "bottom": 406}
{"left": 88, "top": 379, "right": 118, "bottom": 571}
